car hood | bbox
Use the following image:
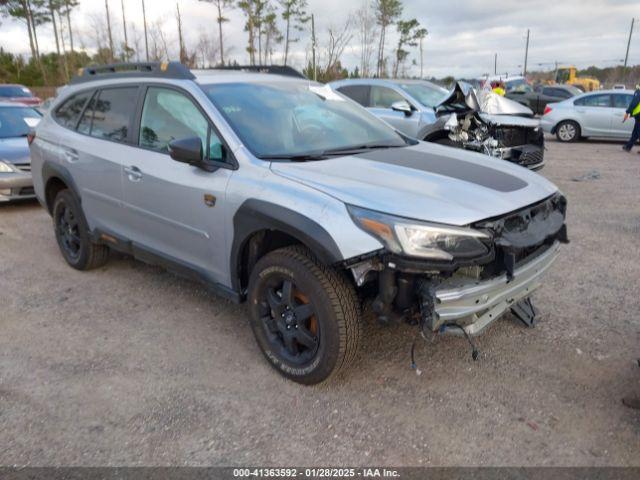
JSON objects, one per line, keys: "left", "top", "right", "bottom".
{"left": 0, "top": 136, "right": 30, "bottom": 164}
{"left": 479, "top": 113, "right": 540, "bottom": 128}
{"left": 436, "top": 82, "right": 535, "bottom": 120}
{"left": 270, "top": 142, "right": 558, "bottom": 226}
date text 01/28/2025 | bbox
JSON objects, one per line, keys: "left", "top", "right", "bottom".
{"left": 232, "top": 468, "right": 400, "bottom": 478}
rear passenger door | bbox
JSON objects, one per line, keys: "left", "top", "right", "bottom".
{"left": 120, "top": 85, "right": 234, "bottom": 282}
{"left": 65, "top": 86, "right": 138, "bottom": 234}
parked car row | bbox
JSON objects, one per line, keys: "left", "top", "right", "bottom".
{"left": 330, "top": 78, "right": 546, "bottom": 170}
{"left": 24, "top": 62, "right": 569, "bottom": 384}
{"left": 540, "top": 89, "right": 637, "bottom": 142}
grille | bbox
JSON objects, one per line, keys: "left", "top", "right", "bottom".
{"left": 19, "top": 187, "right": 35, "bottom": 196}
{"left": 519, "top": 148, "right": 544, "bottom": 166}
{"left": 15, "top": 163, "right": 31, "bottom": 172}
{"left": 497, "top": 127, "right": 529, "bottom": 147}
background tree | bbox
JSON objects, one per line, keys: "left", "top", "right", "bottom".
{"left": 355, "top": 0, "right": 376, "bottom": 77}
{"left": 374, "top": 0, "right": 402, "bottom": 77}
{"left": 0, "top": 0, "right": 50, "bottom": 81}
{"left": 199, "top": 0, "right": 233, "bottom": 65}
{"left": 238, "top": 0, "right": 266, "bottom": 65}
{"left": 393, "top": 18, "right": 421, "bottom": 78}
{"left": 415, "top": 26, "right": 427, "bottom": 78}
{"left": 278, "top": 0, "right": 308, "bottom": 66}
{"left": 261, "top": 9, "right": 282, "bottom": 64}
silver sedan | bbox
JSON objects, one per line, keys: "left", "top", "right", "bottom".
{"left": 540, "top": 89, "right": 635, "bottom": 142}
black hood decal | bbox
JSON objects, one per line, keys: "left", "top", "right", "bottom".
{"left": 356, "top": 149, "right": 528, "bottom": 193}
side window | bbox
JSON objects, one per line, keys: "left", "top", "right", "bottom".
{"left": 542, "top": 87, "right": 555, "bottom": 96}
{"left": 612, "top": 94, "right": 633, "bottom": 109}
{"left": 77, "top": 93, "right": 96, "bottom": 135}
{"left": 337, "top": 85, "right": 370, "bottom": 107}
{"left": 54, "top": 91, "right": 92, "bottom": 129}
{"left": 555, "top": 90, "right": 572, "bottom": 99}
{"left": 139, "top": 87, "right": 223, "bottom": 161}
{"left": 574, "top": 94, "right": 611, "bottom": 107}
{"left": 89, "top": 87, "right": 138, "bottom": 142}
{"left": 370, "top": 86, "right": 405, "bottom": 109}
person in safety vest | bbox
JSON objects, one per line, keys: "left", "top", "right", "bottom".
{"left": 622, "top": 84, "right": 640, "bottom": 152}
{"left": 491, "top": 81, "right": 506, "bottom": 96}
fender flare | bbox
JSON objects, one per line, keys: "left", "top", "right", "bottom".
{"left": 42, "top": 160, "right": 82, "bottom": 212}
{"left": 230, "top": 199, "right": 343, "bottom": 291}
{"left": 418, "top": 116, "right": 451, "bottom": 142}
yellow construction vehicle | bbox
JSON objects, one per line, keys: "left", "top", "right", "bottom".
{"left": 554, "top": 66, "right": 600, "bottom": 92}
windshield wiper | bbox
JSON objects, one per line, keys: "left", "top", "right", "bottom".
{"left": 320, "top": 143, "right": 406, "bottom": 156}
{"left": 260, "top": 143, "right": 407, "bottom": 161}
{"left": 259, "top": 153, "right": 328, "bottom": 161}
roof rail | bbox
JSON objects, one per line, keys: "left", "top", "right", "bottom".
{"left": 70, "top": 62, "right": 196, "bottom": 84}
{"left": 210, "top": 65, "right": 307, "bottom": 79}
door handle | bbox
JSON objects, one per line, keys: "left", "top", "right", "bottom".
{"left": 64, "top": 149, "right": 79, "bottom": 162}
{"left": 124, "top": 165, "right": 143, "bottom": 182}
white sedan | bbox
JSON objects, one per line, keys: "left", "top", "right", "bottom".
{"left": 540, "top": 89, "right": 635, "bottom": 142}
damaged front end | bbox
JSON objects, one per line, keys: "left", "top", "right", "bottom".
{"left": 346, "top": 193, "right": 568, "bottom": 340}
{"left": 429, "top": 83, "right": 545, "bottom": 170}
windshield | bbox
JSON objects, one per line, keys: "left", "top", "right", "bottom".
{"left": 0, "top": 86, "right": 33, "bottom": 98}
{"left": 0, "top": 106, "right": 41, "bottom": 138}
{"left": 396, "top": 82, "right": 448, "bottom": 108}
{"left": 201, "top": 81, "right": 409, "bottom": 159}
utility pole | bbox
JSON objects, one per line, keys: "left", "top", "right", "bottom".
{"left": 105, "top": 0, "right": 114, "bottom": 62}
{"left": 494, "top": 53, "right": 497, "bottom": 75}
{"left": 142, "top": 0, "right": 149, "bottom": 61}
{"left": 624, "top": 18, "right": 635, "bottom": 69}
{"left": 121, "top": 0, "right": 129, "bottom": 61}
{"left": 311, "top": 14, "right": 317, "bottom": 81}
{"left": 523, "top": 29, "right": 530, "bottom": 77}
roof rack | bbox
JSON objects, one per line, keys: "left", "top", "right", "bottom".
{"left": 70, "top": 62, "right": 196, "bottom": 84}
{"left": 210, "top": 65, "right": 307, "bottom": 79}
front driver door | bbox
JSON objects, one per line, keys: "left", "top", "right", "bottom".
{"left": 120, "top": 85, "right": 234, "bottom": 283}
{"left": 368, "top": 86, "right": 420, "bottom": 137}
{"left": 611, "top": 93, "right": 635, "bottom": 138}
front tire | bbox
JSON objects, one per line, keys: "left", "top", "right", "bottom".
{"left": 247, "top": 246, "right": 361, "bottom": 385}
{"left": 555, "top": 120, "right": 580, "bottom": 142}
{"left": 53, "top": 189, "right": 109, "bottom": 270}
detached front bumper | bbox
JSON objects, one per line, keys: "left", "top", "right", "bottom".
{"left": 434, "top": 241, "right": 561, "bottom": 336}
{"left": 0, "top": 171, "right": 35, "bottom": 202}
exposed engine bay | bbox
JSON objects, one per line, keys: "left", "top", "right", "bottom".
{"left": 421, "top": 82, "right": 545, "bottom": 170}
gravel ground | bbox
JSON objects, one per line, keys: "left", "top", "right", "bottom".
{"left": 1, "top": 138, "right": 639, "bottom": 467}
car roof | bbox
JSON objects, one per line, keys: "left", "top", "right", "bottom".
{"left": 193, "top": 69, "right": 312, "bottom": 85}
{"left": 577, "top": 89, "right": 634, "bottom": 95}
{"left": 330, "top": 78, "right": 444, "bottom": 88}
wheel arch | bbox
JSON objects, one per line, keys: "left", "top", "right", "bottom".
{"left": 42, "top": 161, "right": 81, "bottom": 215}
{"left": 230, "top": 200, "right": 344, "bottom": 294}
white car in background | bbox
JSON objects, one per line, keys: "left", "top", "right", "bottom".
{"left": 540, "top": 89, "right": 635, "bottom": 142}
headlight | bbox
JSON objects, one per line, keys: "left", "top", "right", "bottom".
{"left": 348, "top": 205, "right": 491, "bottom": 261}
{"left": 0, "top": 160, "right": 16, "bottom": 173}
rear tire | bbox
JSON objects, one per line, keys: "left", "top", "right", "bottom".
{"left": 247, "top": 245, "right": 361, "bottom": 385}
{"left": 555, "top": 120, "right": 580, "bottom": 142}
{"left": 52, "top": 189, "right": 109, "bottom": 270}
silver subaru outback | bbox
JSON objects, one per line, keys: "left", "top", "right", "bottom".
{"left": 30, "top": 62, "right": 568, "bottom": 385}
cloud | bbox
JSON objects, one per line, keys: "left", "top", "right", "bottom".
{"left": 0, "top": 0, "right": 638, "bottom": 78}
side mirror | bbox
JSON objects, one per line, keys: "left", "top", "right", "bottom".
{"left": 168, "top": 136, "right": 203, "bottom": 164}
{"left": 168, "top": 136, "right": 226, "bottom": 172}
{"left": 391, "top": 100, "right": 413, "bottom": 116}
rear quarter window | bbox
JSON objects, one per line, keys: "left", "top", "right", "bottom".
{"left": 53, "top": 91, "right": 93, "bottom": 129}
{"left": 78, "top": 87, "right": 138, "bottom": 142}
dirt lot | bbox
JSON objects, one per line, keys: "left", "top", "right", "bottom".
{"left": 1, "top": 138, "right": 639, "bottom": 467}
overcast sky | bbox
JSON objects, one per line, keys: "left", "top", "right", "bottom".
{"left": 0, "top": 0, "right": 638, "bottom": 78}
